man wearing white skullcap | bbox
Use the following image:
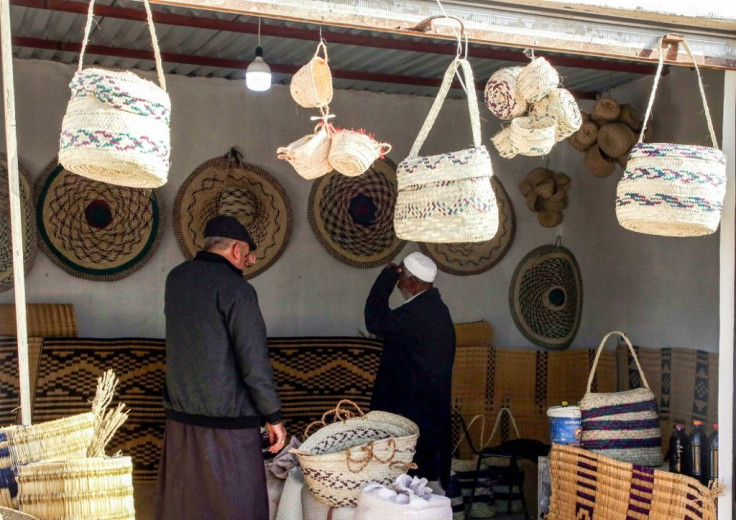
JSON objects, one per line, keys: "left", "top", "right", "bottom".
{"left": 364, "top": 252, "right": 456, "bottom": 492}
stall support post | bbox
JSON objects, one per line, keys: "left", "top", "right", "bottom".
{"left": 718, "top": 69, "right": 735, "bottom": 518}
{"left": 0, "top": 0, "right": 32, "bottom": 425}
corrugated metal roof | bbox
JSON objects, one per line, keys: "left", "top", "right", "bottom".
{"left": 9, "top": 0, "right": 650, "bottom": 98}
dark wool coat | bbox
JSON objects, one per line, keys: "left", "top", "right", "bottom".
{"left": 364, "top": 267, "right": 456, "bottom": 484}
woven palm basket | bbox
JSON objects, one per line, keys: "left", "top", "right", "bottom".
{"left": 290, "top": 40, "right": 333, "bottom": 109}
{"left": 277, "top": 124, "right": 333, "bottom": 180}
{"left": 16, "top": 457, "right": 134, "bottom": 520}
{"left": 328, "top": 130, "right": 391, "bottom": 177}
{"left": 529, "top": 88, "right": 582, "bottom": 142}
{"left": 484, "top": 66, "right": 527, "bottom": 120}
{"left": 509, "top": 117, "right": 556, "bottom": 157}
{"left": 0, "top": 506, "right": 38, "bottom": 520}
{"left": 548, "top": 444, "right": 717, "bottom": 520}
{"left": 0, "top": 414, "right": 95, "bottom": 508}
{"left": 515, "top": 57, "right": 559, "bottom": 103}
{"left": 293, "top": 401, "right": 418, "bottom": 507}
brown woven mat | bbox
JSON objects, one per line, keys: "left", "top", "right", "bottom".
{"left": 0, "top": 304, "right": 77, "bottom": 338}
{"left": 0, "top": 338, "right": 44, "bottom": 426}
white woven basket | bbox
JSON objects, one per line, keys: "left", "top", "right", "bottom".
{"left": 293, "top": 401, "right": 418, "bottom": 508}
{"left": 616, "top": 37, "right": 727, "bottom": 237}
{"left": 277, "top": 123, "right": 333, "bottom": 180}
{"left": 529, "top": 88, "right": 582, "bottom": 142}
{"left": 484, "top": 66, "right": 527, "bottom": 120}
{"left": 515, "top": 57, "right": 559, "bottom": 103}
{"left": 490, "top": 127, "right": 516, "bottom": 159}
{"left": 58, "top": 0, "right": 170, "bottom": 189}
{"left": 16, "top": 457, "right": 134, "bottom": 520}
{"left": 394, "top": 59, "right": 498, "bottom": 243}
{"left": 328, "top": 130, "right": 391, "bottom": 177}
{"left": 508, "top": 117, "right": 556, "bottom": 156}
{"left": 290, "top": 40, "right": 333, "bottom": 109}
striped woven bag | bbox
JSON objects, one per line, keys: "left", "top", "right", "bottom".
{"left": 58, "top": 0, "right": 170, "bottom": 189}
{"left": 580, "top": 331, "right": 663, "bottom": 467}
{"left": 615, "top": 36, "right": 726, "bottom": 237}
{"left": 394, "top": 58, "right": 498, "bottom": 243}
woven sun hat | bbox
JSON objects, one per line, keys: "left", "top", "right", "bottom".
{"left": 308, "top": 158, "right": 406, "bottom": 268}
{"left": 277, "top": 122, "right": 334, "bottom": 180}
{"left": 508, "top": 241, "right": 582, "bottom": 350}
{"left": 515, "top": 57, "right": 560, "bottom": 103}
{"left": 0, "top": 154, "right": 37, "bottom": 294}
{"left": 34, "top": 159, "right": 165, "bottom": 282}
{"left": 484, "top": 66, "right": 528, "bottom": 120}
{"left": 0, "top": 507, "right": 38, "bottom": 520}
{"left": 290, "top": 40, "right": 334, "bottom": 109}
{"left": 328, "top": 129, "right": 392, "bottom": 177}
{"left": 528, "top": 88, "right": 582, "bottom": 142}
{"left": 419, "top": 176, "right": 515, "bottom": 276}
{"left": 173, "top": 149, "right": 292, "bottom": 279}
{"left": 508, "top": 117, "right": 556, "bottom": 156}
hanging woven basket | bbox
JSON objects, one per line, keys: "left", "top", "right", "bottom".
{"left": 290, "top": 40, "right": 334, "bottom": 109}
{"left": 484, "top": 66, "right": 528, "bottom": 120}
{"left": 508, "top": 117, "right": 556, "bottom": 156}
{"left": 277, "top": 123, "right": 334, "bottom": 180}
{"left": 328, "top": 130, "right": 391, "bottom": 177}
{"left": 529, "top": 88, "right": 582, "bottom": 142}
{"left": 515, "top": 57, "right": 559, "bottom": 103}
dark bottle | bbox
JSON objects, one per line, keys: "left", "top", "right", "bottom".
{"left": 707, "top": 423, "right": 719, "bottom": 484}
{"left": 669, "top": 424, "right": 689, "bottom": 473}
{"left": 689, "top": 420, "right": 707, "bottom": 484}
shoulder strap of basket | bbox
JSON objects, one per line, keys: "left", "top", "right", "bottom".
{"left": 483, "top": 406, "right": 520, "bottom": 448}
{"left": 408, "top": 58, "right": 481, "bottom": 157}
{"left": 78, "top": 0, "right": 167, "bottom": 91}
{"left": 638, "top": 36, "right": 717, "bottom": 149}
{"left": 586, "top": 330, "right": 650, "bottom": 393}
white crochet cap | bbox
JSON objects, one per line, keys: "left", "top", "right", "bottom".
{"left": 403, "top": 252, "right": 437, "bottom": 283}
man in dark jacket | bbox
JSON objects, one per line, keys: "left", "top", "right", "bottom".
{"left": 364, "top": 252, "right": 456, "bottom": 491}
{"left": 156, "top": 215, "right": 286, "bottom": 520}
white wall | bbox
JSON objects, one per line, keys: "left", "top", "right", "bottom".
{"left": 0, "top": 59, "right": 725, "bottom": 351}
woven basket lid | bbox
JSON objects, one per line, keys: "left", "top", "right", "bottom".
{"left": 508, "top": 242, "right": 582, "bottom": 350}
{"left": 419, "top": 176, "right": 515, "bottom": 276}
{"left": 308, "top": 158, "right": 405, "bottom": 268}
{"left": 174, "top": 149, "right": 292, "bottom": 279}
{"left": 34, "top": 160, "right": 164, "bottom": 282}
{"left": 0, "top": 154, "right": 37, "bottom": 293}
{"left": 0, "top": 507, "right": 38, "bottom": 520}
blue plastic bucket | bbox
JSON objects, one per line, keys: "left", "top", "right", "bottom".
{"left": 547, "top": 405, "right": 581, "bottom": 446}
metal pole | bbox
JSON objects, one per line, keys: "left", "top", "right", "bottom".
{"left": 0, "top": 0, "right": 32, "bottom": 425}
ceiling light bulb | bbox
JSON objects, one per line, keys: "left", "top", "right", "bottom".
{"left": 246, "top": 46, "right": 272, "bottom": 92}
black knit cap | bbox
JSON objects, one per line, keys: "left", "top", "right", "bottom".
{"left": 203, "top": 215, "right": 257, "bottom": 251}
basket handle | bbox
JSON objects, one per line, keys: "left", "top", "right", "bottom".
{"left": 638, "top": 35, "right": 717, "bottom": 149}
{"left": 451, "top": 413, "right": 486, "bottom": 456}
{"left": 303, "top": 399, "right": 365, "bottom": 437}
{"left": 313, "top": 39, "right": 329, "bottom": 62}
{"left": 586, "top": 331, "right": 650, "bottom": 394}
{"left": 78, "top": 0, "right": 167, "bottom": 91}
{"left": 408, "top": 58, "right": 481, "bottom": 158}
{"left": 345, "top": 439, "right": 397, "bottom": 473}
{"left": 483, "top": 407, "right": 520, "bottom": 448}
{"left": 377, "top": 142, "right": 392, "bottom": 157}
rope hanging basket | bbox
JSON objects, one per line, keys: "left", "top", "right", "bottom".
{"left": 290, "top": 40, "right": 334, "bottom": 109}
{"left": 277, "top": 123, "right": 334, "bottom": 180}
{"left": 58, "top": 0, "right": 170, "bottom": 188}
{"left": 292, "top": 400, "right": 419, "bottom": 508}
{"left": 616, "top": 36, "right": 727, "bottom": 237}
{"left": 328, "top": 130, "right": 391, "bottom": 178}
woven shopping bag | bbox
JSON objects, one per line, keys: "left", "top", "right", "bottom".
{"left": 59, "top": 0, "right": 171, "bottom": 189}
{"left": 291, "top": 400, "right": 418, "bottom": 508}
{"left": 580, "top": 331, "right": 663, "bottom": 467}
{"left": 616, "top": 36, "right": 727, "bottom": 237}
{"left": 547, "top": 444, "right": 718, "bottom": 520}
{"left": 394, "top": 58, "right": 498, "bottom": 243}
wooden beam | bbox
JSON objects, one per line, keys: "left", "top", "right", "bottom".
{"left": 134, "top": 0, "right": 736, "bottom": 70}
{"left": 11, "top": 0, "right": 662, "bottom": 75}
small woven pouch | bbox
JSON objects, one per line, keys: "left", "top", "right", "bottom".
{"left": 615, "top": 36, "right": 727, "bottom": 237}
{"left": 327, "top": 130, "right": 391, "bottom": 178}
{"left": 580, "top": 331, "right": 663, "bottom": 467}
{"left": 277, "top": 122, "right": 334, "bottom": 180}
{"left": 58, "top": 0, "right": 170, "bottom": 189}
{"left": 290, "top": 40, "right": 334, "bottom": 109}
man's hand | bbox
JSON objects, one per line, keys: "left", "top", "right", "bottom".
{"left": 266, "top": 421, "right": 287, "bottom": 454}
{"left": 385, "top": 263, "right": 403, "bottom": 275}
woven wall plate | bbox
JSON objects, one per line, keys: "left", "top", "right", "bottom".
{"left": 308, "top": 158, "right": 405, "bottom": 268}
{"left": 34, "top": 160, "right": 164, "bottom": 282}
{"left": 508, "top": 242, "right": 582, "bottom": 350}
{"left": 419, "top": 176, "right": 515, "bottom": 276}
{"left": 0, "top": 154, "right": 37, "bottom": 293}
{"left": 173, "top": 153, "right": 292, "bottom": 279}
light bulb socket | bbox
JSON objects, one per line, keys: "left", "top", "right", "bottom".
{"left": 254, "top": 46, "right": 264, "bottom": 58}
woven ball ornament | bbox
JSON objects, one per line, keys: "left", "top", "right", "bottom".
{"left": 484, "top": 67, "right": 528, "bottom": 120}
{"left": 515, "top": 57, "right": 559, "bottom": 103}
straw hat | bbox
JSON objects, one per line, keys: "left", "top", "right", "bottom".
{"left": 597, "top": 122, "right": 636, "bottom": 159}
{"left": 34, "top": 160, "right": 164, "bottom": 281}
{"left": 484, "top": 66, "right": 528, "bottom": 120}
{"left": 307, "top": 158, "right": 405, "bottom": 268}
{"left": 584, "top": 145, "right": 616, "bottom": 178}
{"left": 0, "top": 154, "right": 37, "bottom": 293}
{"left": 508, "top": 242, "right": 582, "bottom": 350}
{"left": 591, "top": 97, "right": 621, "bottom": 122}
{"left": 419, "top": 177, "right": 515, "bottom": 276}
{"left": 173, "top": 150, "right": 292, "bottom": 279}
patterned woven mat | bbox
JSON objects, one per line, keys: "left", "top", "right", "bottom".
{"left": 31, "top": 338, "right": 166, "bottom": 482}
{"left": 268, "top": 337, "right": 383, "bottom": 439}
{"left": 0, "top": 338, "right": 44, "bottom": 426}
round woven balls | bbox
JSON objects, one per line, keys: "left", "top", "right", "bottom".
{"left": 484, "top": 66, "right": 528, "bottom": 120}
{"left": 174, "top": 154, "right": 293, "bottom": 279}
{"left": 0, "top": 154, "right": 37, "bottom": 293}
{"left": 508, "top": 243, "right": 582, "bottom": 350}
{"left": 34, "top": 160, "right": 164, "bottom": 281}
{"left": 308, "top": 158, "right": 405, "bottom": 268}
{"left": 419, "top": 176, "right": 515, "bottom": 276}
